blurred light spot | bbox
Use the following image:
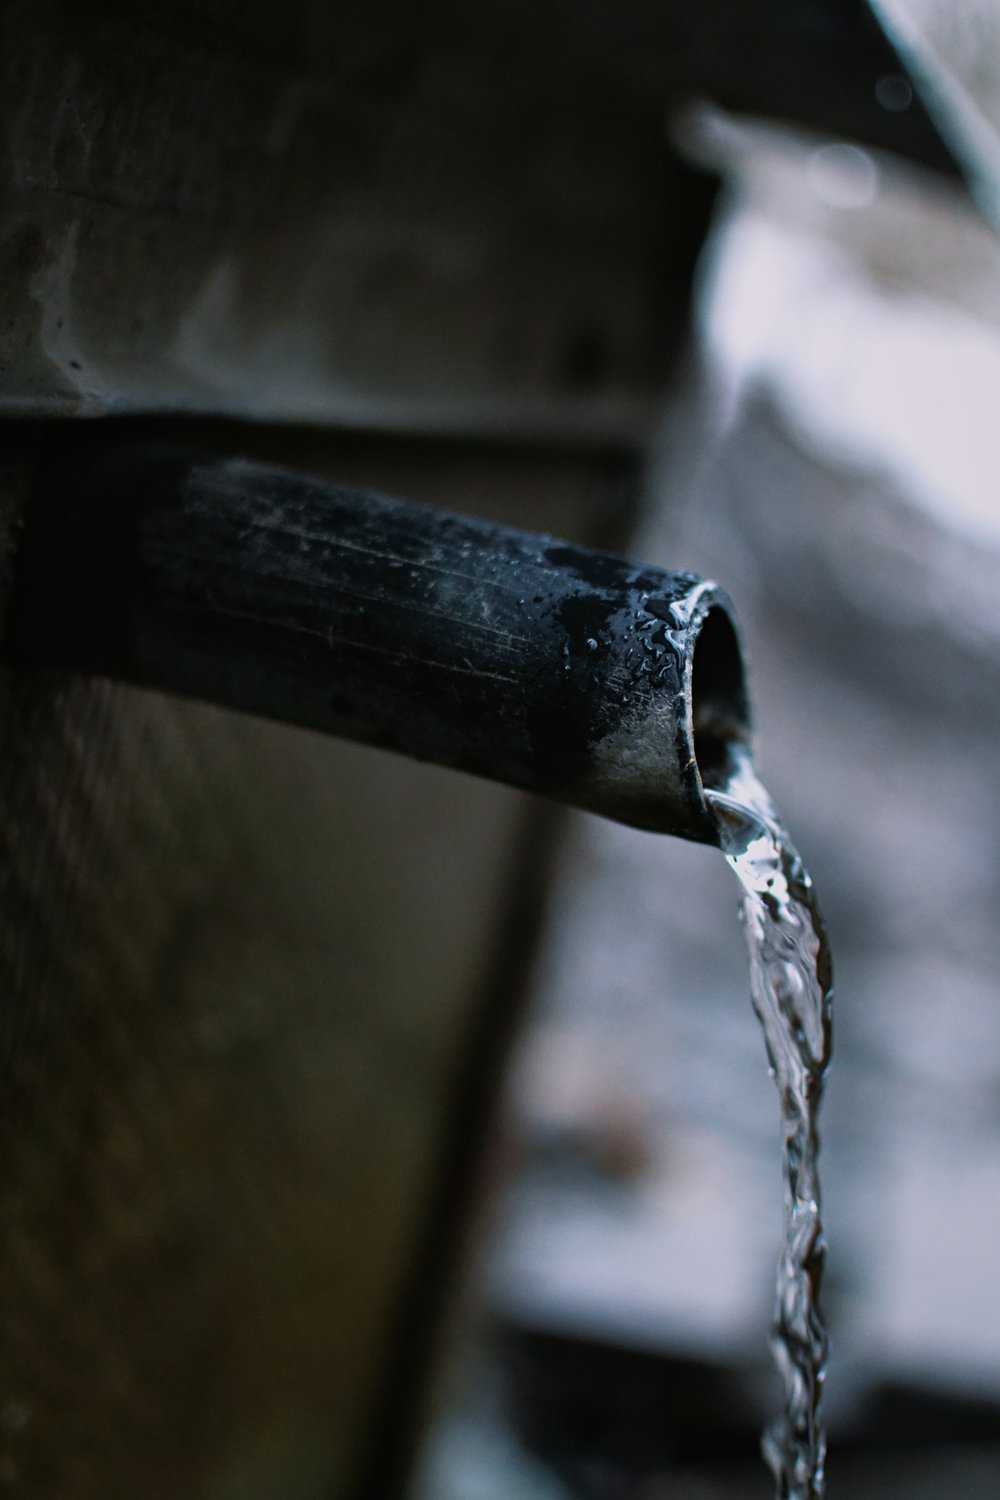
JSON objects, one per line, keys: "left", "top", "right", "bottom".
{"left": 807, "top": 143, "right": 880, "bottom": 209}
{"left": 875, "top": 73, "right": 914, "bottom": 112}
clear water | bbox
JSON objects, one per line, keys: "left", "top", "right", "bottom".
{"left": 706, "top": 747, "right": 833, "bottom": 1500}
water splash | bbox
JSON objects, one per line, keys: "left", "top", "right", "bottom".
{"left": 707, "top": 747, "right": 833, "bottom": 1500}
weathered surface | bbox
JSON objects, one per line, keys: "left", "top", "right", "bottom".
{"left": 6, "top": 439, "right": 748, "bottom": 840}
{"left": 0, "top": 0, "right": 951, "bottom": 432}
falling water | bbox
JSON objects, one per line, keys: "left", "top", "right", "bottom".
{"left": 706, "top": 746, "right": 833, "bottom": 1500}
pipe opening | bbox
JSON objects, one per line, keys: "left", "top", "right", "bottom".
{"left": 690, "top": 603, "right": 751, "bottom": 792}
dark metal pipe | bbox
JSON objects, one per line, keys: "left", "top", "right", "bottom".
{"left": 4, "top": 443, "right": 750, "bottom": 844}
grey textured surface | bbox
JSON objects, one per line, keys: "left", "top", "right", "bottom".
{"left": 0, "top": 0, "right": 952, "bottom": 432}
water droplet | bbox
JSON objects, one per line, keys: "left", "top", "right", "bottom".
{"left": 875, "top": 73, "right": 912, "bottom": 112}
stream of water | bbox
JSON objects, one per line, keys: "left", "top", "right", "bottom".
{"left": 706, "top": 747, "right": 833, "bottom": 1500}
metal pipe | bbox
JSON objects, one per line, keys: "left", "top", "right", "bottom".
{"left": 4, "top": 443, "right": 750, "bottom": 844}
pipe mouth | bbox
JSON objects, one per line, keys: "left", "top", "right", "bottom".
{"left": 690, "top": 599, "right": 752, "bottom": 795}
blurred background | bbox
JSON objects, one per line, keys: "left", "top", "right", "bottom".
{"left": 412, "top": 101, "right": 1000, "bottom": 1500}
{"left": 2, "top": 3, "right": 1000, "bottom": 1498}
